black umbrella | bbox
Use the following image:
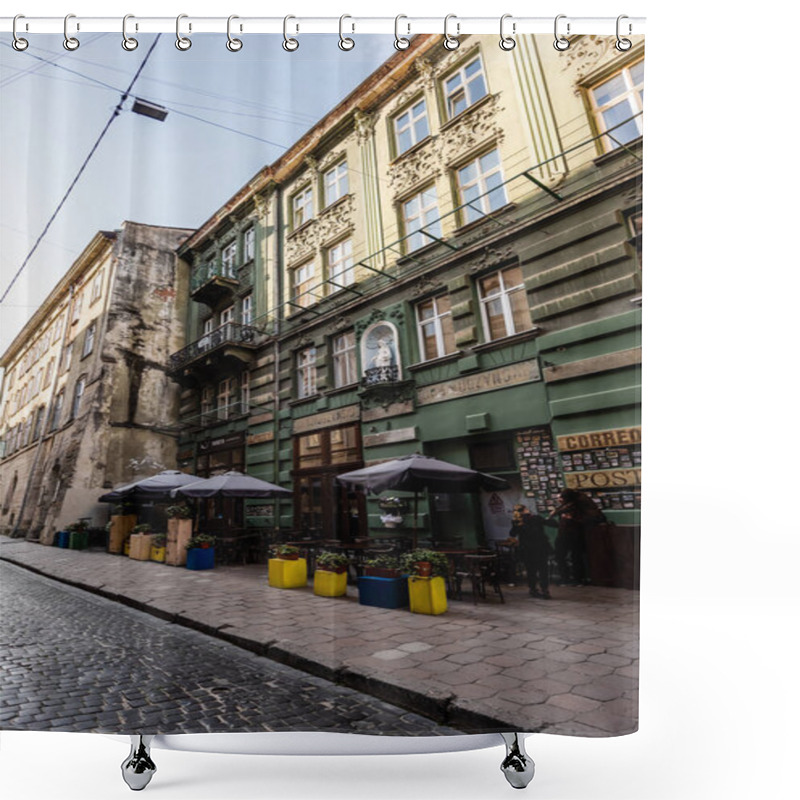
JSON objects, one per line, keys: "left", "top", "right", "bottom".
{"left": 172, "top": 471, "right": 292, "bottom": 498}
{"left": 337, "top": 455, "right": 509, "bottom": 548}
{"left": 98, "top": 470, "right": 199, "bottom": 502}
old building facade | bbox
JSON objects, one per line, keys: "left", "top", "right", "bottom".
{"left": 0, "top": 222, "right": 193, "bottom": 543}
{"left": 169, "top": 33, "right": 643, "bottom": 582}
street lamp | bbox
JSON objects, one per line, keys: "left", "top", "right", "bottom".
{"left": 131, "top": 98, "right": 168, "bottom": 122}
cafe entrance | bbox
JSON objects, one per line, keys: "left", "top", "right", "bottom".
{"left": 293, "top": 423, "right": 365, "bottom": 540}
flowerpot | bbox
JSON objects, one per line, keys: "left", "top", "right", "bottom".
{"left": 408, "top": 576, "right": 448, "bottom": 615}
{"left": 415, "top": 561, "right": 433, "bottom": 578}
{"left": 69, "top": 530, "right": 89, "bottom": 550}
{"left": 56, "top": 530, "right": 70, "bottom": 548}
{"left": 364, "top": 567, "right": 401, "bottom": 579}
{"left": 129, "top": 533, "right": 153, "bottom": 561}
{"left": 123, "top": 539, "right": 131, "bottom": 556}
{"left": 186, "top": 547, "right": 215, "bottom": 571}
{"left": 108, "top": 514, "right": 136, "bottom": 554}
{"left": 166, "top": 518, "right": 192, "bottom": 566}
{"left": 314, "top": 569, "right": 348, "bottom": 597}
{"left": 150, "top": 545, "right": 166, "bottom": 563}
{"left": 358, "top": 576, "right": 410, "bottom": 609}
{"left": 268, "top": 557, "right": 308, "bottom": 588}
{"left": 279, "top": 553, "right": 299, "bottom": 560}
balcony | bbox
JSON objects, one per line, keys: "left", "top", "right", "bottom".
{"left": 191, "top": 263, "right": 239, "bottom": 306}
{"left": 168, "top": 323, "right": 262, "bottom": 379}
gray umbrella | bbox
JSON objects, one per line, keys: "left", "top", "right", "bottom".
{"left": 98, "top": 470, "right": 199, "bottom": 502}
{"left": 172, "top": 471, "right": 292, "bottom": 498}
{"left": 337, "top": 455, "right": 509, "bottom": 548}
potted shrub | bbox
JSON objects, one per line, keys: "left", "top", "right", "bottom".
{"left": 150, "top": 534, "right": 167, "bottom": 562}
{"left": 129, "top": 523, "right": 153, "bottom": 561}
{"left": 313, "top": 551, "right": 350, "bottom": 597}
{"left": 273, "top": 544, "right": 300, "bottom": 560}
{"left": 358, "top": 555, "right": 409, "bottom": 609}
{"left": 108, "top": 503, "right": 136, "bottom": 554}
{"left": 64, "top": 520, "right": 89, "bottom": 550}
{"left": 268, "top": 545, "right": 307, "bottom": 589}
{"left": 401, "top": 549, "right": 449, "bottom": 615}
{"left": 377, "top": 496, "right": 407, "bottom": 529}
{"left": 166, "top": 504, "right": 193, "bottom": 567}
{"left": 400, "top": 549, "right": 449, "bottom": 579}
{"left": 185, "top": 534, "right": 216, "bottom": 571}
{"left": 363, "top": 555, "right": 403, "bottom": 579}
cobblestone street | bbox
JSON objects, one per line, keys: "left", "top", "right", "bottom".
{"left": 0, "top": 562, "right": 459, "bottom": 736}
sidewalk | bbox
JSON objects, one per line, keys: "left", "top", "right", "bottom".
{"left": 0, "top": 536, "right": 638, "bottom": 736}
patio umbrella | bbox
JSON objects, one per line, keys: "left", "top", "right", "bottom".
{"left": 172, "top": 471, "right": 292, "bottom": 498}
{"left": 336, "top": 454, "right": 509, "bottom": 548}
{"left": 98, "top": 470, "right": 199, "bottom": 502}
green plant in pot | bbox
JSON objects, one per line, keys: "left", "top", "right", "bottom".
{"left": 273, "top": 544, "right": 300, "bottom": 560}
{"left": 151, "top": 534, "right": 167, "bottom": 548}
{"left": 363, "top": 554, "right": 403, "bottom": 578}
{"left": 66, "top": 520, "right": 89, "bottom": 533}
{"left": 400, "top": 549, "right": 449, "bottom": 579}
{"left": 186, "top": 534, "right": 216, "bottom": 550}
{"left": 131, "top": 523, "right": 152, "bottom": 534}
{"left": 316, "top": 551, "right": 350, "bottom": 574}
{"left": 166, "top": 504, "right": 193, "bottom": 519}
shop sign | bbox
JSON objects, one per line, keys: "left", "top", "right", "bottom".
{"left": 293, "top": 404, "right": 360, "bottom": 434}
{"left": 198, "top": 432, "right": 246, "bottom": 453}
{"left": 417, "top": 361, "right": 540, "bottom": 406}
{"left": 557, "top": 426, "right": 641, "bottom": 452}
{"left": 247, "top": 431, "right": 274, "bottom": 445}
{"left": 565, "top": 468, "right": 641, "bottom": 490}
{"left": 363, "top": 427, "right": 418, "bottom": 448}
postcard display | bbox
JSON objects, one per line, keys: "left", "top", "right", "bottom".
{"left": 0, "top": 15, "right": 644, "bottom": 793}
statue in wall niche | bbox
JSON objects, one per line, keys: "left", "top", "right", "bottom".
{"left": 361, "top": 321, "right": 401, "bottom": 385}
{"left": 371, "top": 338, "right": 393, "bottom": 369}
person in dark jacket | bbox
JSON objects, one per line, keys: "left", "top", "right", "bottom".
{"left": 509, "top": 504, "right": 556, "bottom": 598}
{"left": 549, "top": 489, "right": 606, "bottom": 585}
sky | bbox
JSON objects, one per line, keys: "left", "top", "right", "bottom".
{"left": 0, "top": 32, "right": 392, "bottom": 353}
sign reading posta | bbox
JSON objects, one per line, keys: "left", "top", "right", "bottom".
{"left": 557, "top": 427, "right": 640, "bottom": 452}
{"left": 558, "top": 426, "right": 641, "bottom": 491}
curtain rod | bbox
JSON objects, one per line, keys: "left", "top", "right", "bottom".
{"left": 1, "top": 16, "right": 646, "bottom": 36}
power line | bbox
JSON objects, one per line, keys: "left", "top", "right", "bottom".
{"left": 0, "top": 35, "right": 163, "bottom": 306}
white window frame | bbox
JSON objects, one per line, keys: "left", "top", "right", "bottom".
{"left": 394, "top": 99, "right": 429, "bottom": 155}
{"left": 203, "top": 317, "right": 215, "bottom": 336}
{"left": 82, "top": 321, "right": 96, "bottom": 358}
{"left": 589, "top": 58, "right": 644, "bottom": 152}
{"left": 297, "top": 347, "right": 317, "bottom": 399}
{"left": 240, "top": 370, "right": 250, "bottom": 413}
{"left": 71, "top": 293, "right": 83, "bottom": 324}
{"left": 292, "top": 186, "right": 314, "bottom": 228}
{"left": 416, "top": 296, "right": 455, "bottom": 361}
{"left": 217, "top": 378, "right": 233, "bottom": 420}
{"left": 402, "top": 186, "right": 442, "bottom": 252}
{"left": 221, "top": 241, "right": 237, "bottom": 278}
{"left": 443, "top": 55, "right": 488, "bottom": 119}
{"left": 456, "top": 148, "right": 508, "bottom": 224}
{"left": 328, "top": 238, "right": 354, "bottom": 289}
{"left": 293, "top": 261, "right": 316, "bottom": 309}
{"left": 220, "top": 305, "right": 235, "bottom": 327}
{"left": 63, "top": 343, "right": 73, "bottom": 373}
{"left": 332, "top": 331, "right": 357, "bottom": 388}
{"left": 201, "top": 386, "right": 214, "bottom": 418}
{"left": 241, "top": 294, "right": 253, "bottom": 326}
{"left": 90, "top": 271, "right": 103, "bottom": 304}
{"left": 243, "top": 227, "right": 256, "bottom": 262}
{"left": 323, "top": 161, "right": 348, "bottom": 207}
{"left": 71, "top": 377, "right": 86, "bottom": 419}
{"left": 478, "top": 266, "right": 532, "bottom": 342}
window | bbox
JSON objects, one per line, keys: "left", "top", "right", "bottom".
{"left": 221, "top": 241, "right": 237, "bottom": 278}
{"left": 241, "top": 294, "right": 253, "bottom": 326}
{"left": 394, "top": 99, "right": 429, "bottom": 154}
{"left": 456, "top": 149, "right": 507, "bottom": 224}
{"left": 43, "top": 359, "right": 54, "bottom": 389}
{"left": 201, "top": 386, "right": 214, "bottom": 419}
{"left": 217, "top": 378, "right": 233, "bottom": 420}
{"left": 478, "top": 266, "right": 532, "bottom": 341}
{"left": 416, "top": 295, "right": 456, "bottom": 360}
{"left": 243, "top": 227, "right": 256, "bottom": 262}
{"left": 589, "top": 59, "right": 644, "bottom": 151}
{"left": 33, "top": 406, "right": 46, "bottom": 441}
{"left": 71, "top": 377, "right": 86, "bottom": 419}
{"left": 203, "top": 317, "right": 214, "bottom": 336}
{"left": 323, "top": 161, "right": 348, "bottom": 207}
{"left": 22, "top": 416, "right": 33, "bottom": 448}
{"left": 220, "top": 306, "right": 235, "bottom": 327}
{"left": 292, "top": 187, "right": 314, "bottom": 228}
{"left": 82, "top": 322, "right": 96, "bottom": 358}
{"left": 626, "top": 209, "right": 643, "bottom": 267}
{"left": 71, "top": 293, "right": 83, "bottom": 324}
{"left": 444, "top": 55, "right": 488, "bottom": 119}
{"left": 332, "top": 331, "right": 357, "bottom": 388}
{"left": 63, "top": 342, "right": 73, "bottom": 373}
{"left": 297, "top": 347, "right": 317, "bottom": 399}
{"left": 328, "top": 239, "right": 354, "bottom": 289}
{"left": 402, "top": 186, "right": 442, "bottom": 252}
{"left": 240, "top": 371, "right": 250, "bottom": 414}
{"left": 292, "top": 261, "right": 316, "bottom": 309}
{"left": 90, "top": 271, "right": 103, "bottom": 303}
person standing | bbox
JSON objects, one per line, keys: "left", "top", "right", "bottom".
{"left": 549, "top": 489, "right": 605, "bottom": 585}
{"left": 509, "top": 504, "right": 556, "bottom": 598}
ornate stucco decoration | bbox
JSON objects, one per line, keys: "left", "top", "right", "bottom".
{"left": 387, "top": 142, "right": 442, "bottom": 198}
{"left": 469, "top": 244, "right": 517, "bottom": 273}
{"left": 354, "top": 109, "right": 376, "bottom": 146}
{"left": 316, "top": 193, "right": 354, "bottom": 246}
{"left": 415, "top": 57, "right": 437, "bottom": 91}
{"left": 285, "top": 223, "right": 317, "bottom": 265}
{"left": 319, "top": 146, "right": 350, "bottom": 174}
{"left": 304, "top": 155, "right": 320, "bottom": 174}
{"left": 558, "top": 34, "right": 615, "bottom": 93}
{"left": 439, "top": 95, "right": 504, "bottom": 166}
{"left": 327, "top": 314, "right": 352, "bottom": 334}
{"left": 410, "top": 275, "right": 446, "bottom": 297}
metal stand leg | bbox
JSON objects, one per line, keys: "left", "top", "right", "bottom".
{"left": 121, "top": 735, "right": 157, "bottom": 791}
{"left": 500, "top": 732, "right": 535, "bottom": 789}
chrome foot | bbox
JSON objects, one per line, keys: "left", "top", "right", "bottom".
{"left": 500, "top": 732, "right": 535, "bottom": 789}
{"left": 121, "top": 735, "right": 156, "bottom": 791}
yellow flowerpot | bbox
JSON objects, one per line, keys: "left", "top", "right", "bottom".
{"left": 109, "top": 514, "right": 136, "bottom": 554}
{"left": 408, "top": 576, "right": 447, "bottom": 615}
{"left": 268, "top": 557, "right": 308, "bottom": 589}
{"left": 150, "top": 545, "right": 166, "bottom": 562}
{"left": 314, "top": 569, "right": 348, "bottom": 597}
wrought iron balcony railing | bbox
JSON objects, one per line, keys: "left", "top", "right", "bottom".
{"left": 191, "top": 262, "right": 238, "bottom": 293}
{"left": 168, "top": 322, "right": 261, "bottom": 371}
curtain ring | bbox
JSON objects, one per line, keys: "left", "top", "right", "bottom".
{"left": 176, "top": 14, "right": 192, "bottom": 50}
{"left": 63, "top": 14, "right": 80, "bottom": 51}
{"left": 553, "top": 14, "right": 570, "bottom": 51}
{"left": 443, "top": 14, "right": 460, "bottom": 51}
{"left": 616, "top": 15, "right": 632, "bottom": 51}
{"left": 226, "top": 15, "right": 243, "bottom": 51}
{"left": 499, "top": 14, "right": 516, "bottom": 51}
{"left": 283, "top": 15, "right": 299, "bottom": 51}
{"left": 394, "top": 14, "right": 410, "bottom": 51}
{"left": 122, "top": 14, "right": 138, "bottom": 51}
{"left": 12, "top": 15, "right": 29, "bottom": 52}
{"left": 339, "top": 15, "right": 355, "bottom": 51}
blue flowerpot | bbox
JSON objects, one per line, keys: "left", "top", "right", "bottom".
{"left": 357, "top": 576, "right": 409, "bottom": 609}
{"left": 186, "top": 547, "right": 215, "bottom": 571}
{"left": 56, "top": 530, "right": 70, "bottom": 548}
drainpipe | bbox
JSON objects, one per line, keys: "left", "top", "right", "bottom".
{"left": 273, "top": 182, "right": 284, "bottom": 524}
{"left": 12, "top": 284, "right": 76, "bottom": 540}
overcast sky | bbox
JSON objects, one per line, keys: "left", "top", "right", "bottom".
{"left": 0, "top": 32, "right": 391, "bottom": 353}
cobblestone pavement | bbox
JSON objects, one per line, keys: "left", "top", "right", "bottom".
{"left": 0, "top": 538, "right": 639, "bottom": 736}
{"left": 0, "top": 562, "right": 459, "bottom": 736}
